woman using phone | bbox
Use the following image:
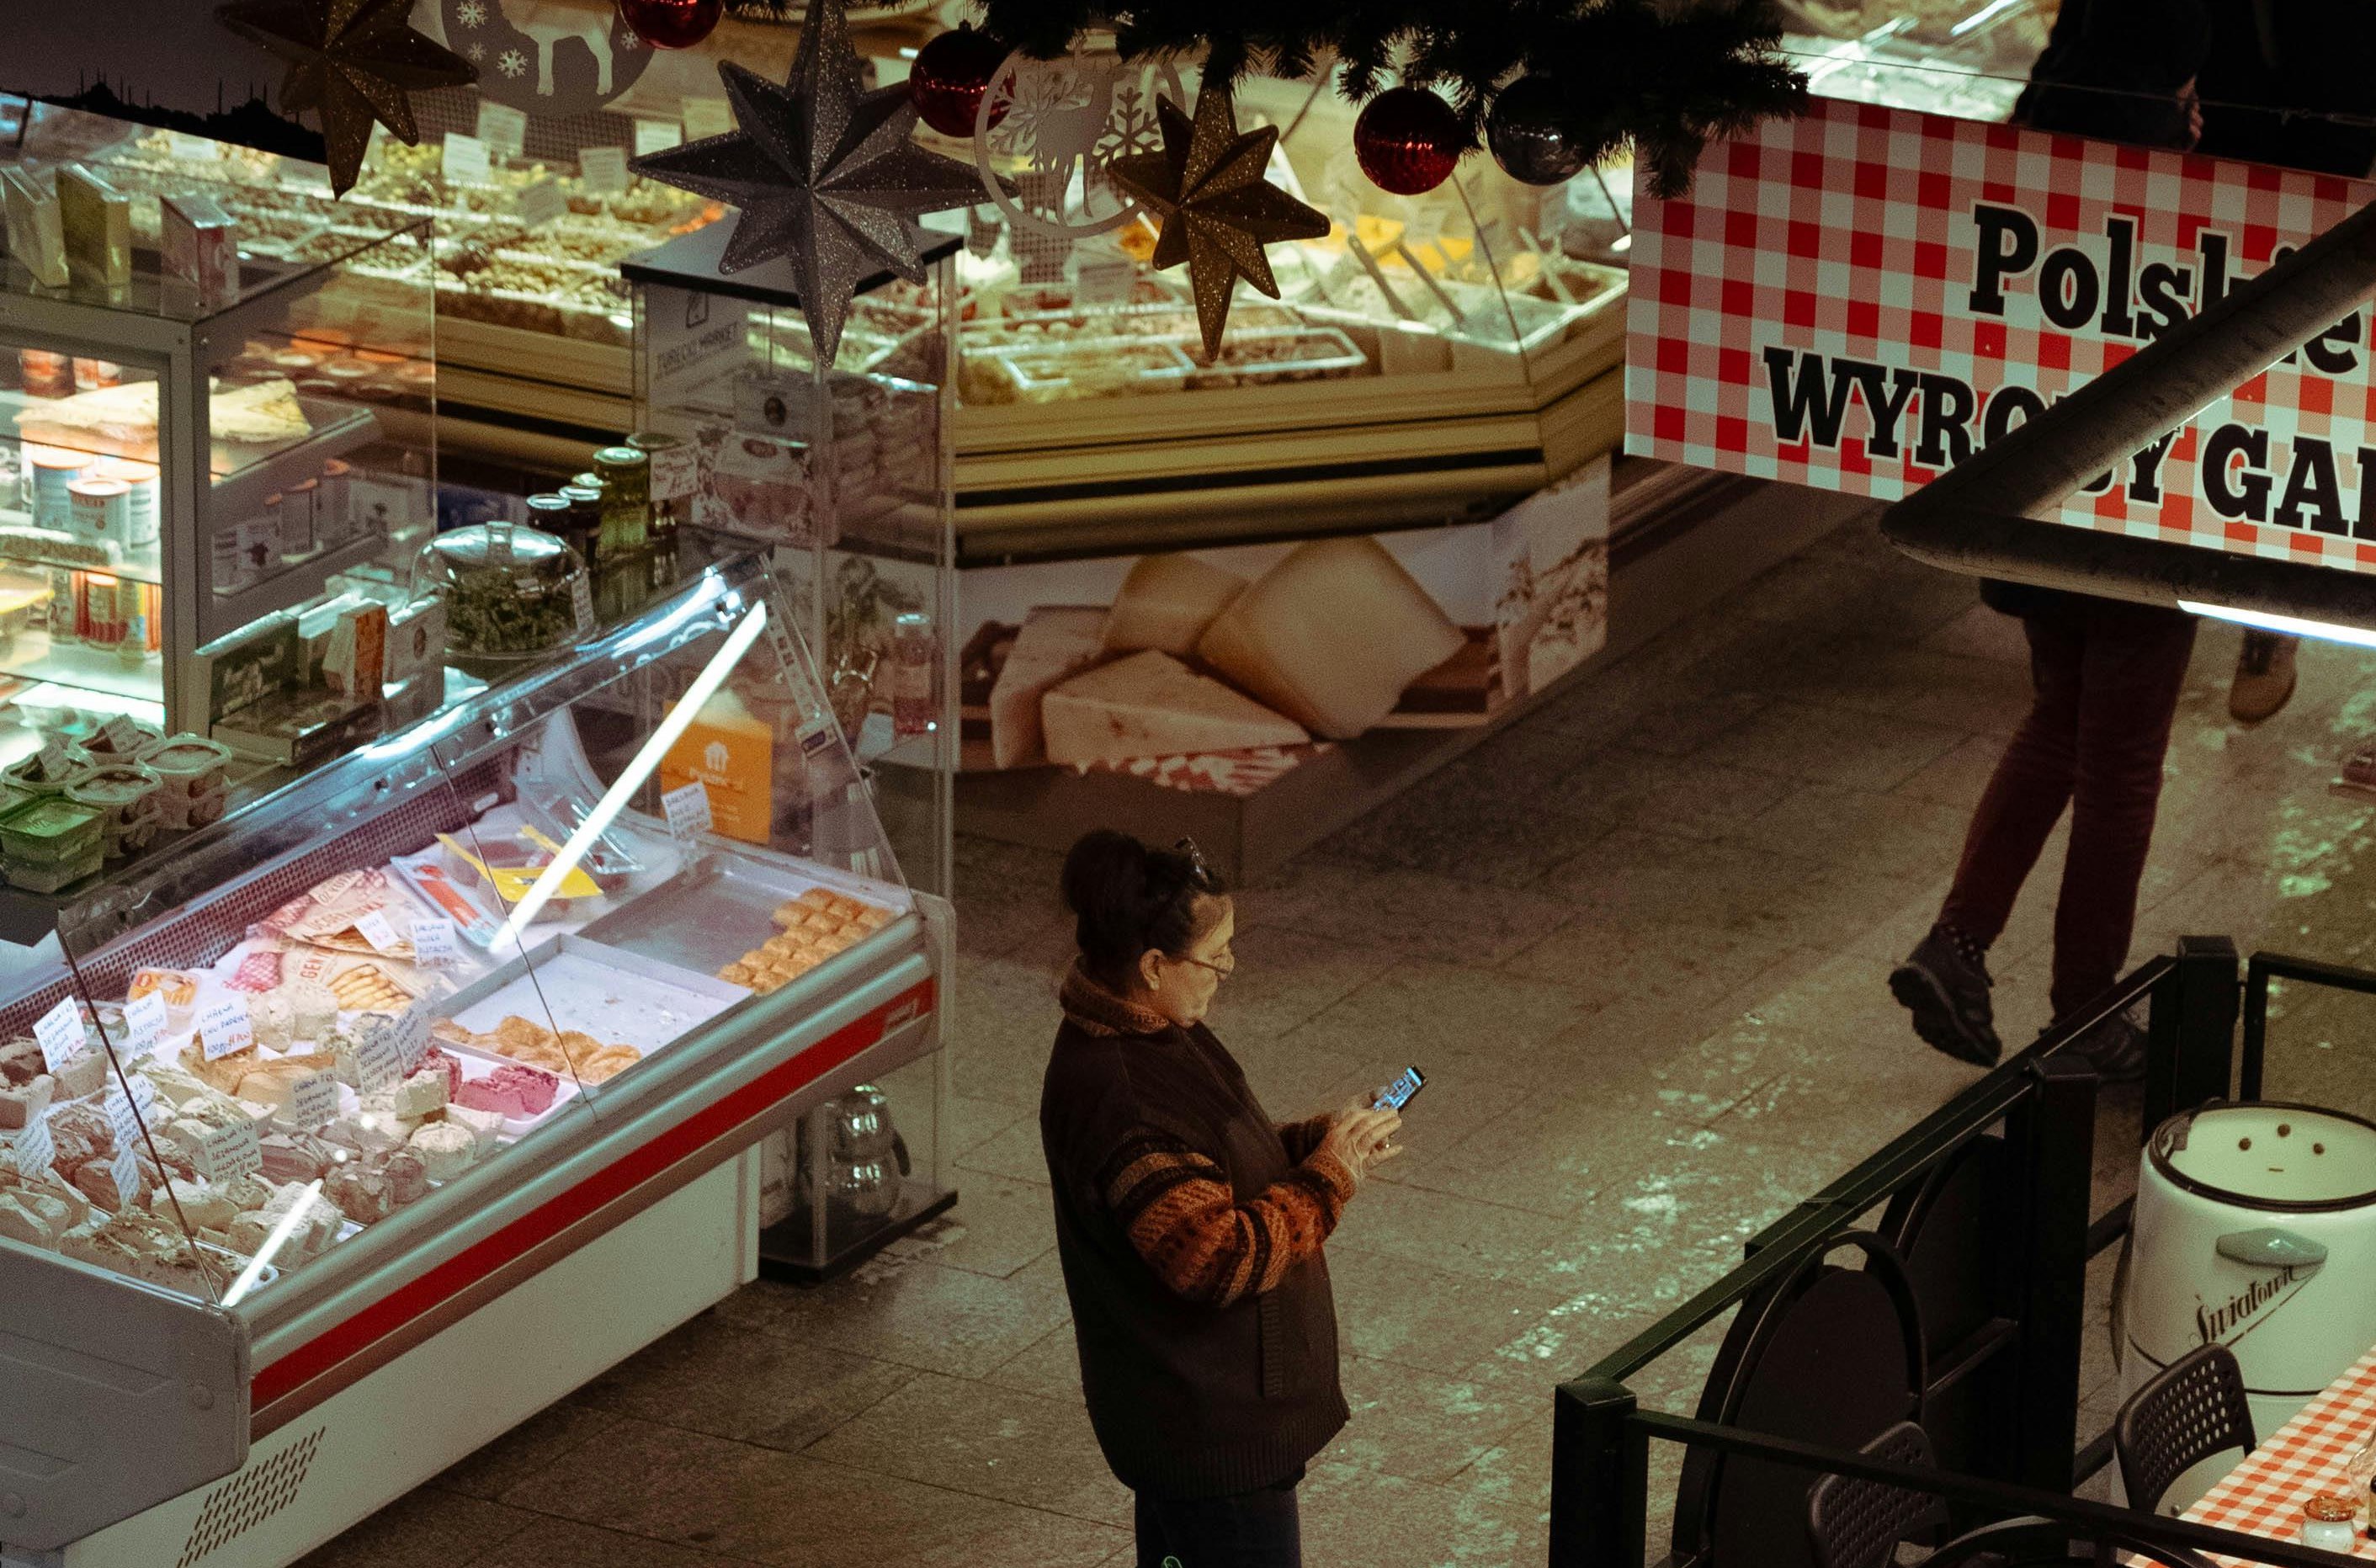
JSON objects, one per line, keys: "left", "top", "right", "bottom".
{"left": 1040, "top": 830, "right": 1402, "bottom": 1568}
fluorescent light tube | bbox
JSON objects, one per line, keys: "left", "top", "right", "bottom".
{"left": 2177, "top": 600, "right": 2376, "bottom": 649}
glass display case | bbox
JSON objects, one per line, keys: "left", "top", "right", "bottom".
{"left": 0, "top": 553, "right": 951, "bottom": 1560}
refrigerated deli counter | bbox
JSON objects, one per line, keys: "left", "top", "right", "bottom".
{"left": 0, "top": 554, "right": 953, "bottom": 1567}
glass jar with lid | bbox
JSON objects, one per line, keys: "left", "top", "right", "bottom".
{"left": 410, "top": 520, "right": 590, "bottom": 678}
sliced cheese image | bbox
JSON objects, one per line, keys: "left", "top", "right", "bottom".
{"left": 1103, "top": 552, "right": 1247, "bottom": 656}
{"left": 1195, "top": 537, "right": 1467, "bottom": 738}
{"left": 1041, "top": 651, "right": 1308, "bottom": 768}
{"left": 988, "top": 605, "right": 1108, "bottom": 769}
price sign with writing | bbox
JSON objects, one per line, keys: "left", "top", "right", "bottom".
{"left": 103, "top": 1086, "right": 142, "bottom": 1151}
{"left": 662, "top": 779, "right": 712, "bottom": 840}
{"left": 682, "top": 97, "right": 734, "bottom": 140}
{"left": 290, "top": 1072, "right": 338, "bottom": 1129}
{"left": 514, "top": 177, "right": 566, "bottom": 230}
{"left": 9, "top": 1116, "right": 55, "bottom": 1177}
{"left": 476, "top": 100, "right": 529, "bottom": 159}
{"left": 384, "top": 1008, "right": 433, "bottom": 1074}
{"left": 109, "top": 1146, "right": 141, "bottom": 1209}
{"left": 443, "top": 131, "right": 492, "bottom": 185}
{"left": 35, "top": 997, "right": 85, "bottom": 1073}
{"left": 633, "top": 119, "right": 683, "bottom": 157}
{"left": 412, "top": 917, "right": 462, "bottom": 969}
{"left": 101, "top": 715, "right": 145, "bottom": 754}
{"left": 197, "top": 999, "right": 254, "bottom": 1061}
{"left": 356, "top": 1029, "right": 404, "bottom": 1093}
{"left": 198, "top": 1122, "right": 262, "bottom": 1183}
{"left": 124, "top": 993, "right": 168, "bottom": 1058}
{"left": 581, "top": 146, "right": 630, "bottom": 194}
{"left": 35, "top": 736, "right": 67, "bottom": 778}
{"left": 354, "top": 909, "right": 403, "bottom": 955}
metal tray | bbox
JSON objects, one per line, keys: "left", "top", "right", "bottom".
{"left": 433, "top": 933, "right": 749, "bottom": 1066}
{"left": 575, "top": 848, "right": 906, "bottom": 981}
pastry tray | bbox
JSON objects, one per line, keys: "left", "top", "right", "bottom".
{"left": 433, "top": 933, "right": 749, "bottom": 1074}
{"left": 576, "top": 848, "right": 907, "bottom": 980}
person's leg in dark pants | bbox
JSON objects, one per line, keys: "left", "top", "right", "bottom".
{"left": 1134, "top": 1475, "right": 1303, "bottom": 1568}
{"left": 1895, "top": 607, "right": 2086, "bottom": 1064}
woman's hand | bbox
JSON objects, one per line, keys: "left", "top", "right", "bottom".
{"left": 1322, "top": 1101, "right": 1403, "bottom": 1185}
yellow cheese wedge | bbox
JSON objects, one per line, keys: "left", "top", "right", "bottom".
{"left": 1041, "top": 651, "right": 1307, "bottom": 767}
{"left": 988, "top": 605, "right": 1107, "bottom": 769}
{"left": 1195, "top": 538, "right": 1467, "bottom": 738}
{"left": 1103, "top": 552, "right": 1246, "bottom": 657}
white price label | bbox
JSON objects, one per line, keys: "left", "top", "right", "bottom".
{"left": 167, "top": 131, "right": 219, "bottom": 162}
{"left": 108, "top": 1146, "right": 141, "bottom": 1208}
{"left": 354, "top": 908, "right": 403, "bottom": 955}
{"left": 571, "top": 574, "right": 595, "bottom": 635}
{"left": 103, "top": 1086, "right": 142, "bottom": 1150}
{"left": 411, "top": 917, "right": 461, "bottom": 969}
{"left": 647, "top": 441, "right": 699, "bottom": 501}
{"left": 9, "top": 1116, "right": 54, "bottom": 1177}
{"left": 662, "top": 779, "right": 712, "bottom": 840}
{"left": 475, "top": 100, "right": 529, "bottom": 159}
{"left": 442, "top": 131, "right": 491, "bottom": 185}
{"left": 34, "top": 997, "right": 84, "bottom": 1073}
{"left": 682, "top": 96, "right": 735, "bottom": 141}
{"left": 580, "top": 146, "right": 630, "bottom": 194}
{"left": 290, "top": 1071, "right": 338, "bottom": 1129}
{"left": 123, "top": 993, "right": 167, "bottom": 1058}
{"left": 386, "top": 1008, "right": 433, "bottom": 1073}
{"left": 514, "top": 176, "right": 566, "bottom": 229}
{"left": 355, "top": 1029, "right": 404, "bottom": 1092}
{"left": 101, "top": 715, "right": 145, "bottom": 754}
{"left": 198, "top": 1121, "right": 262, "bottom": 1183}
{"left": 35, "top": 736, "right": 66, "bottom": 778}
{"left": 633, "top": 119, "right": 683, "bottom": 157}
{"left": 197, "top": 999, "right": 253, "bottom": 1061}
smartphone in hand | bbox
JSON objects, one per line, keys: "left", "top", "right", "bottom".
{"left": 1369, "top": 1066, "right": 1426, "bottom": 1113}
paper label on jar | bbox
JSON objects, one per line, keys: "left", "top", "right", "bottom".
{"left": 571, "top": 574, "right": 594, "bottom": 635}
{"left": 633, "top": 120, "right": 683, "bottom": 157}
{"left": 443, "top": 131, "right": 492, "bottom": 185}
{"left": 198, "top": 999, "right": 254, "bottom": 1061}
{"left": 8, "top": 1116, "right": 53, "bottom": 1178}
{"left": 475, "top": 101, "right": 529, "bottom": 160}
{"left": 35, "top": 997, "right": 85, "bottom": 1073}
{"left": 662, "top": 779, "right": 712, "bottom": 840}
{"left": 581, "top": 146, "right": 630, "bottom": 194}
{"left": 514, "top": 177, "right": 566, "bottom": 230}
{"left": 682, "top": 97, "right": 734, "bottom": 141}
{"left": 198, "top": 1121, "right": 262, "bottom": 1183}
{"left": 124, "top": 993, "right": 167, "bottom": 1058}
{"left": 646, "top": 441, "right": 699, "bottom": 501}
{"left": 411, "top": 917, "right": 461, "bottom": 969}
{"left": 290, "top": 1071, "right": 338, "bottom": 1129}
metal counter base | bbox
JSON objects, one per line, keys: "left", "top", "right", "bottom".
{"left": 18, "top": 1153, "right": 757, "bottom": 1568}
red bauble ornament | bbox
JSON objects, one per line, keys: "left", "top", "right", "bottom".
{"left": 618, "top": 0, "right": 720, "bottom": 51}
{"left": 1354, "top": 87, "right": 1463, "bottom": 196}
{"left": 911, "top": 25, "right": 1010, "bottom": 138}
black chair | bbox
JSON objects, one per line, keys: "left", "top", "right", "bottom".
{"left": 1805, "top": 1419, "right": 1951, "bottom": 1568}
{"left": 1921, "top": 1516, "right": 2219, "bottom": 1566}
{"left": 2113, "top": 1344, "right": 2256, "bottom": 1517}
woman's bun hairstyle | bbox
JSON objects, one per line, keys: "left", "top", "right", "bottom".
{"left": 1062, "top": 829, "right": 1227, "bottom": 988}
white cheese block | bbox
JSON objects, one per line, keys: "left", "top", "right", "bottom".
{"left": 1041, "top": 651, "right": 1308, "bottom": 767}
{"left": 1102, "top": 552, "right": 1246, "bottom": 657}
{"left": 1196, "top": 538, "right": 1467, "bottom": 739}
{"left": 987, "top": 605, "right": 1108, "bottom": 769}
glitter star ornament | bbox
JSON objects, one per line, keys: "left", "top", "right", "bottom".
{"left": 1104, "top": 86, "right": 1331, "bottom": 362}
{"left": 217, "top": 0, "right": 478, "bottom": 195}
{"left": 630, "top": 0, "right": 987, "bottom": 365}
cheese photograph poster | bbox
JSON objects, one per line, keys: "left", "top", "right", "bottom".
{"left": 957, "top": 459, "right": 1610, "bottom": 780}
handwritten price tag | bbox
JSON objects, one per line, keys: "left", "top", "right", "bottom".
{"left": 101, "top": 715, "right": 146, "bottom": 754}
{"left": 662, "top": 779, "right": 712, "bottom": 840}
{"left": 633, "top": 120, "right": 683, "bottom": 157}
{"left": 103, "top": 1085, "right": 144, "bottom": 1150}
{"left": 124, "top": 993, "right": 167, "bottom": 1059}
{"left": 443, "top": 131, "right": 491, "bottom": 185}
{"left": 385, "top": 1008, "right": 432, "bottom": 1074}
{"left": 197, "top": 998, "right": 253, "bottom": 1062}
{"left": 475, "top": 100, "right": 528, "bottom": 159}
{"left": 682, "top": 96, "right": 734, "bottom": 141}
{"left": 35, "top": 736, "right": 67, "bottom": 778}
{"left": 9, "top": 1116, "right": 54, "bottom": 1177}
{"left": 290, "top": 1072, "right": 338, "bottom": 1129}
{"left": 580, "top": 146, "right": 630, "bottom": 194}
{"left": 355, "top": 1029, "right": 404, "bottom": 1093}
{"left": 35, "top": 997, "right": 85, "bottom": 1073}
{"left": 109, "top": 1146, "right": 141, "bottom": 1209}
{"left": 354, "top": 908, "right": 403, "bottom": 955}
{"left": 513, "top": 176, "right": 566, "bottom": 229}
{"left": 198, "top": 1121, "right": 261, "bottom": 1183}
{"left": 412, "top": 917, "right": 461, "bottom": 969}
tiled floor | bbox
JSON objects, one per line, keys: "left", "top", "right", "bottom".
{"left": 300, "top": 510, "right": 2376, "bottom": 1566}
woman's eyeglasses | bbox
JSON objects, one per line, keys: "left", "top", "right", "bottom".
{"left": 1176, "top": 949, "right": 1236, "bottom": 980}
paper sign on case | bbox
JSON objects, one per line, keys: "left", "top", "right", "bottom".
{"left": 412, "top": 917, "right": 462, "bottom": 969}
{"left": 199, "top": 1121, "right": 262, "bottom": 1183}
{"left": 124, "top": 993, "right": 168, "bottom": 1058}
{"left": 476, "top": 100, "right": 529, "bottom": 160}
{"left": 34, "top": 997, "right": 84, "bottom": 1073}
{"left": 662, "top": 779, "right": 713, "bottom": 840}
{"left": 9, "top": 1115, "right": 54, "bottom": 1177}
{"left": 290, "top": 1072, "right": 338, "bottom": 1129}
{"left": 198, "top": 998, "right": 254, "bottom": 1061}
{"left": 581, "top": 146, "right": 630, "bottom": 194}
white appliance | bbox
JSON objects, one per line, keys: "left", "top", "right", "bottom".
{"left": 2119, "top": 1103, "right": 2376, "bottom": 1513}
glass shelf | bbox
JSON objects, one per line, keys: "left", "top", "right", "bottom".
{"left": 0, "top": 627, "right": 160, "bottom": 704}
{"left": 0, "top": 508, "right": 162, "bottom": 583}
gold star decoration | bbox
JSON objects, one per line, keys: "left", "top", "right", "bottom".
{"left": 1104, "top": 86, "right": 1332, "bottom": 363}
{"left": 218, "top": 0, "right": 478, "bottom": 196}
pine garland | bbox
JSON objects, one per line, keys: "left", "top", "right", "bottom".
{"left": 970, "top": 0, "right": 1809, "bottom": 194}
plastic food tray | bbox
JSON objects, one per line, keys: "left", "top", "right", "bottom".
{"left": 577, "top": 848, "right": 906, "bottom": 981}
{"left": 434, "top": 933, "right": 748, "bottom": 1077}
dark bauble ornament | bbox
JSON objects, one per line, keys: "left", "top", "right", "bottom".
{"left": 911, "top": 24, "right": 1009, "bottom": 137}
{"left": 1354, "top": 86, "right": 1463, "bottom": 196}
{"left": 618, "top": 0, "right": 721, "bottom": 50}
{"left": 1487, "top": 75, "right": 1592, "bottom": 185}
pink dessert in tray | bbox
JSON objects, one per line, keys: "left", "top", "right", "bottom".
{"left": 453, "top": 1064, "right": 559, "bottom": 1119}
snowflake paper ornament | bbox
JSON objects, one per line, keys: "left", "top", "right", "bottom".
{"left": 454, "top": 0, "right": 485, "bottom": 25}
{"left": 630, "top": 0, "right": 991, "bottom": 364}
{"left": 497, "top": 48, "right": 527, "bottom": 78}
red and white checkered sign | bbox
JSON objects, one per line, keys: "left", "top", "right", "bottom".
{"left": 2180, "top": 1340, "right": 2376, "bottom": 1562}
{"left": 1626, "top": 97, "right": 2376, "bottom": 575}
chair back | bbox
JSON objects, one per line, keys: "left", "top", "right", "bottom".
{"left": 2114, "top": 1343, "right": 2257, "bottom": 1517}
{"left": 1805, "top": 1420, "right": 1949, "bottom": 1568}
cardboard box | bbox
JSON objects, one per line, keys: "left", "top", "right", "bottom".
{"left": 56, "top": 164, "right": 130, "bottom": 290}
{"left": 212, "top": 690, "right": 381, "bottom": 768}
{"left": 195, "top": 614, "right": 300, "bottom": 726}
{"left": 162, "top": 191, "right": 240, "bottom": 307}
{"left": 658, "top": 688, "right": 774, "bottom": 845}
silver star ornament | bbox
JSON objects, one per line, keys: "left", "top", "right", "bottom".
{"left": 630, "top": 0, "right": 986, "bottom": 364}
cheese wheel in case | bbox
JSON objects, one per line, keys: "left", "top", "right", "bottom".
{"left": 1103, "top": 552, "right": 1246, "bottom": 656}
{"left": 1196, "top": 538, "right": 1467, "bottom": 738}
{"left": 987, "top": 605, "right": 1108, "bottom": 769}
{"left": 1042, "top": 651, "right": 1307, "bottom": 767}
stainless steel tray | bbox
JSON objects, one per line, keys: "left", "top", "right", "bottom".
{"left": 432, "top": 933, "right": 749, "bottom": 1079}
{"left": 576, "top": 848, "right": 905, "bottom": 980}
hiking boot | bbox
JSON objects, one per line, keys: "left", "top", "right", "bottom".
{"left": 1890, "top": 928, "right": 2001, "bottom": 1067}
{"left": 2230, "top": 631, "right": 2298, "bottom": 724}
{"left": 2065, "top": 1013, "right": 2147, "bottom": 1083}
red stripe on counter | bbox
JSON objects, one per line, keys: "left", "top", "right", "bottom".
{"left": 250, "top": 977, "right": 936, "bottom": 1411}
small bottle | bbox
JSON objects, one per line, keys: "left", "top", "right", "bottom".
{"left": 2301, "top": 1493, "right": 2356, "bottom": 1551}
{"left": 890, "top": 611, "right": 935, "bottom": 741}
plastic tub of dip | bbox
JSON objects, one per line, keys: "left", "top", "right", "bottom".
{"left": 8, "top": 848, "right": 101, "bottom": 893}
{"left": 81, "top": 720, "right": 162, "bottom": 763}
{"left": 3, "top": 747, "right": 91, "bottom": 800}
{"left": 66, "top": 763, "right": 161, "bottom": 834}
{"left": 143, "top": 736, "right": 232, "bottom": 799}
{"left": 100, "top": 799, "right": 159, "bottom": 858}
{"left": 0, "top": 795, "right": 103, "bottom": 867}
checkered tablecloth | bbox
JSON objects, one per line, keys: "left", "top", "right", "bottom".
{"left": 2180, "top": 1342, "right": 2376, "bottom": 1562}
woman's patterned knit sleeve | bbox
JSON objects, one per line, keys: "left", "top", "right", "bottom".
{"left": 1095, "top": 1129, "right": 1356, "bottom": 1308}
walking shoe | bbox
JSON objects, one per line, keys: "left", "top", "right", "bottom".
{"left": 2063, "top": 1012, "right": 2147, "bottom": 1083}
{"left": 2229, "top": 631, "right": 2298, "bottom": 724}
{"left": 1890, "top": 928, "right": 2002, "bottom": 1067}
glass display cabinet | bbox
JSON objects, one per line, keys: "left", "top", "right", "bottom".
{"left": 0, "top": 553, "right": 952, "bottom": 1565}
